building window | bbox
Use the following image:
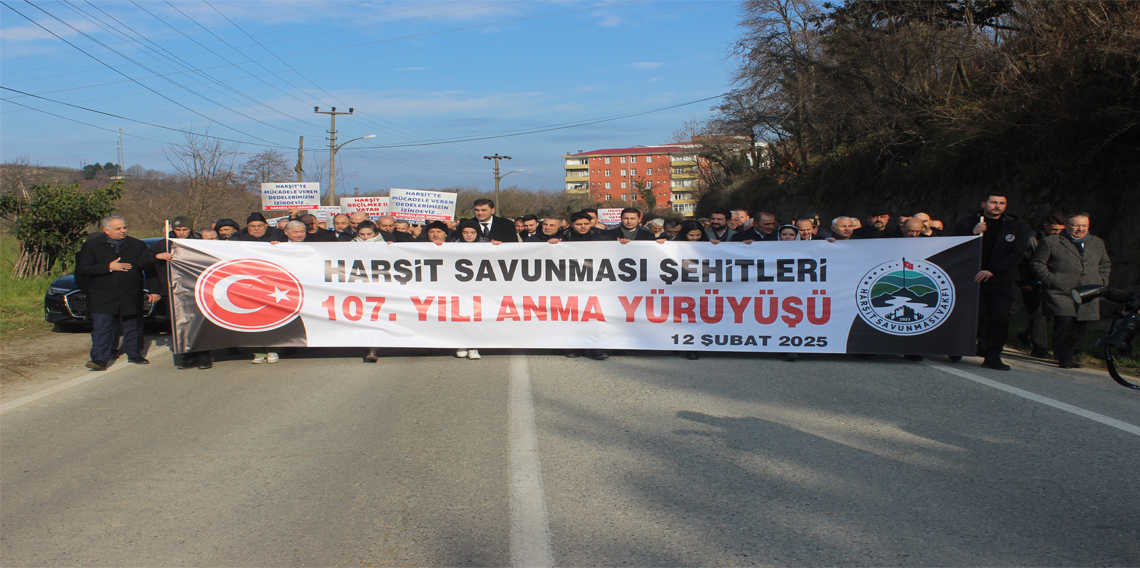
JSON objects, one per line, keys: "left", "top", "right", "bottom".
{"left": 620, "top": 156, "right": 626, "bottom": 163}
{"left": 604, "top": 194, "right": 611, "bottom": 201}
{"left": 605, "top": 182, "right": 611, "bottom": 189}
{"left": 621, "top": 181, "right": 627, "bottom": 189}
{"left": 604, "top": 157, "right": 611, "bottom": 164}
{"left": 605, "top": 169, "right": 611, "bottom": 176}
{"left": 630, "top": 156, "right": 637, "bottom": 163}
{"left": 620, "top": 169, "right": 626, "bottom": 177}
{"left": 620, "top": 194, "right": 627, "bottom": 201}
{"left": 646, "top": 156, "right": 653, "bottom": 162}
{"left": 645, "top": 181, "right": 652, "bottom": 188}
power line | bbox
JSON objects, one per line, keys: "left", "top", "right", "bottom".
{"left": 67, "top": 0, "right": 316, "bottom": 136}
{"left": 3, "top": 0, "right": 290, "bottom": 147}
{"left": 0, "top": 86, "right": 293, "bottom": 148}
{"left": 344, "top": 95, "right": 725, "bottom": 149}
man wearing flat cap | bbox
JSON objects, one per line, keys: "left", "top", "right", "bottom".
{"left": 852, "top": 206, "right": 893, "bottom": 239}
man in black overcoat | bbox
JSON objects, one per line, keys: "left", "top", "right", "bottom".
{"left": 75, "top": 216, "right": 164, "bottom": 370}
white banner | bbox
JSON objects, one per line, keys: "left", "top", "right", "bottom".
{"left": 340, "top": 196, "right": 389, "bottom": 220}
{"left": 388, "top": 188, "right": 457, "bottom": 221}
{"left": 261, "top": 182, "right": 321, "bottom": 211}
{"left": 170, "top": 238, "right": 981, "bottom": 355}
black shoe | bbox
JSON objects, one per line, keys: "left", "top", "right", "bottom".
{"left": 981, "top": 358, "right": 1011, "bottom": 371}
{"left": 1059, "top": 359, "right": 1082, "bottom": 369}
{"left": 1030, "top": 349, "right": 1050, "bottom": 359}
{"left": 1017, "top": 331, "right": 1032, "bottom": 345}
{"left": 364, "top": 349, "right": 379, "bottom": 363}
{"left": 948, "top": 355, "right": 962, "bottom": 362}
{"left": 590, "top": 350, "right": 609, "bottom": 360}
{"left": 565, "top": 351, "right": 580, "bottom": 358}
{"left": 785, "top": 353, "right": 799, "bottom": 361}
{"left": 178, "top": 357, "right": 200, "bottom": 370}
{"left": 686, "top": 352, "right": 699, "bottom": 360}
{"left": 904, "top": 354, "right": 924, "bottom": 361}
{"left": 108, "top": 349, "right": 120, "bottom": 359}
{"left": 197, "top": 356, "right": 213, "bottom": 370}
{"left": 128, "top": 356, "right": 149, "bottom": 365}
{"left": 86, "top": 360, "right": 107, "bottom": 371}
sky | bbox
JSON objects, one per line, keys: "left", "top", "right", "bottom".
{"left": 0, "top": 0, "right": 741, "bottom": 195}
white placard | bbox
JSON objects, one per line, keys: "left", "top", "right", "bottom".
{"left": 340, "top": 196, "right": 389, "bottom": 220}
{"left": 312, "top": 206, "right": 344, "bottom": 223}
{"left": 261, "top": 182, "right": 321, "bottom": 211}
{"left": 598, "top": 208, "right": 624, "bottom": 225}
{"left": 388, "top": 188, "right": 457, "bottom": 221}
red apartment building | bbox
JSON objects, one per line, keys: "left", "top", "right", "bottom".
{"left": 563, "top": 144, "right": 701, "bottom": 216}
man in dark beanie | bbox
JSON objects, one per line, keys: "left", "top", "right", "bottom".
{"left": 852, "top": 206, "right": 893, "bottom": 239}
{"left": 168, "top": 215, "right": 198, "bottom": 239}
{"left": 213, "top": 218, "right": 241, "bottom": 240}
{"left": 236, "top": 212, "right": 285, "bottom": 242}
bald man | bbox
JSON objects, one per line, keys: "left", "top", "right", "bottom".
{"left": 899, "top": 217, "right": 927, "bottom": 238}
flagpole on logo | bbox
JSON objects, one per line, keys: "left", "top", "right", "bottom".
{"left": 902, "top": 257, "right": 907, "bottom": 291}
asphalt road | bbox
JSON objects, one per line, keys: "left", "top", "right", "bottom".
{"left": 2, "top": 343, "right": 1138, "bottom": 567}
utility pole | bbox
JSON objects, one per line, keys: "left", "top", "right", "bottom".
{"left": 483, "top": 153, "right": 511, "bottom": 209}
{"left": 314, "top": 106, "right": 354, "bottom": 206}
{"left": 116, "top": 128, "right": 125, "bottom": 173}
{"left": 295, "top": 136, "right": 305, "bottom": 183}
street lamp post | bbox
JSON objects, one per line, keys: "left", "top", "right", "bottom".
{"left": 484, "top": 154, "right": 522, "bottom": 210}
{"left": 315, "top": 106, "right": 374, "bottom": 206}
{"left": 326, "top": 134, "right": 375, "bottom": 205}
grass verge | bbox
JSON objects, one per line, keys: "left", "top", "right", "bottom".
{"left": 0, "top": 235, "right": 62, "bottom": 341}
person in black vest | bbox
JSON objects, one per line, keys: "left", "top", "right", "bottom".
{"left": 75, "top": 216, "right": 164, "bottom": 370}
{"left": 601, "top": 208, "right": 657, "bottom": 242}
{"left": 852, "top": 206, "right": 893, "bottom": 239}
{"left": 469, "top": 198, "right": 518, "bottom": 242}
{"left": 952, "top": 192, "right": 1027, "bottom": 370}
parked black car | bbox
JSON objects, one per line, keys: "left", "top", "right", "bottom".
{"left": 44, "top": 237, "right": 169, "bottom": 330}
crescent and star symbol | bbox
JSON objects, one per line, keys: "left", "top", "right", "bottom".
{"left": 212, "top": 274, "right": 290, "bottom": 314}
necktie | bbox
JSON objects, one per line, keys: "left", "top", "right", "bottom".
{"left": 482, "top": 222, "right": 490, "bottom": 235}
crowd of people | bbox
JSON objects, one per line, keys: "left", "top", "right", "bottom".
{"left": 75, "top": 195, "right": 1111, "bottom": 373}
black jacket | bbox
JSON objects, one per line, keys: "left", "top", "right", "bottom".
{"left": 235, "top": 227, "right": 287, "bottom": 242}
{"left": 304, "top": 228, "right": 338, "bottom": 242}
{"left": 600, "top": 225, "right": 658, "bottom": 241}
{"left": 952, "top": 211, "right": 1027, "bottom": 284}
{"left": 74, "top": 233, "right": 159, "bottom": 315}
{"left": 465, "top": 216, "right": 519, "bottom": 242}
{"left": 730, "top": 227, "right": 774, "bottom": 242}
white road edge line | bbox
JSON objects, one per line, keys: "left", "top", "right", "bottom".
{"left": 508, "top": 355, "right": 554, "bottom": 568}
{"left": 0, "top": 345, "right": 172, "bottom": 415}
{"left": 923, "top": 360, "right": 1140, "bottom": 437}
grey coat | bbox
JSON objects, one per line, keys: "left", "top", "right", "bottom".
{"left": 1029, "top": 234, "right": 1111, "bottom": 320}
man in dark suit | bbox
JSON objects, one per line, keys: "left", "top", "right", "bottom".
{"left": 75, "top": 216, "right": 164, "bottom": 370}
{"left": 470, "top": 198, "right": 518, "bottom": 242}
{"left": 601, "top": 208, "right": 657, "bottom": 242}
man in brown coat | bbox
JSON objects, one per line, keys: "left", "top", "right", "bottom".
{"left": 1029, "top": 212, "right": 1112, "bottom": 369}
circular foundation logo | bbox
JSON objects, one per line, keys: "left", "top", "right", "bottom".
{"left": 855, "top": 258, "right": 955, "bottom": 336}
{"left": 195, "top": 259, "right": 304, "bottom": 332}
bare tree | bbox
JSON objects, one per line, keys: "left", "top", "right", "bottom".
{"left": 238, "top": 150, "right": 293, "bottom": 192}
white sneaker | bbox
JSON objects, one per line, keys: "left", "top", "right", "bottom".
{"left": 252, "top": 355, "right": 267, "bottom": 364}
{"left": 467, "top": 349, "right": 481, "bottom": 360}
{"left": 455, "top": 350, "right": 468, "bottom": 358}
{"left": 266, "top": 352, "right": 279, "bottom": 363}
